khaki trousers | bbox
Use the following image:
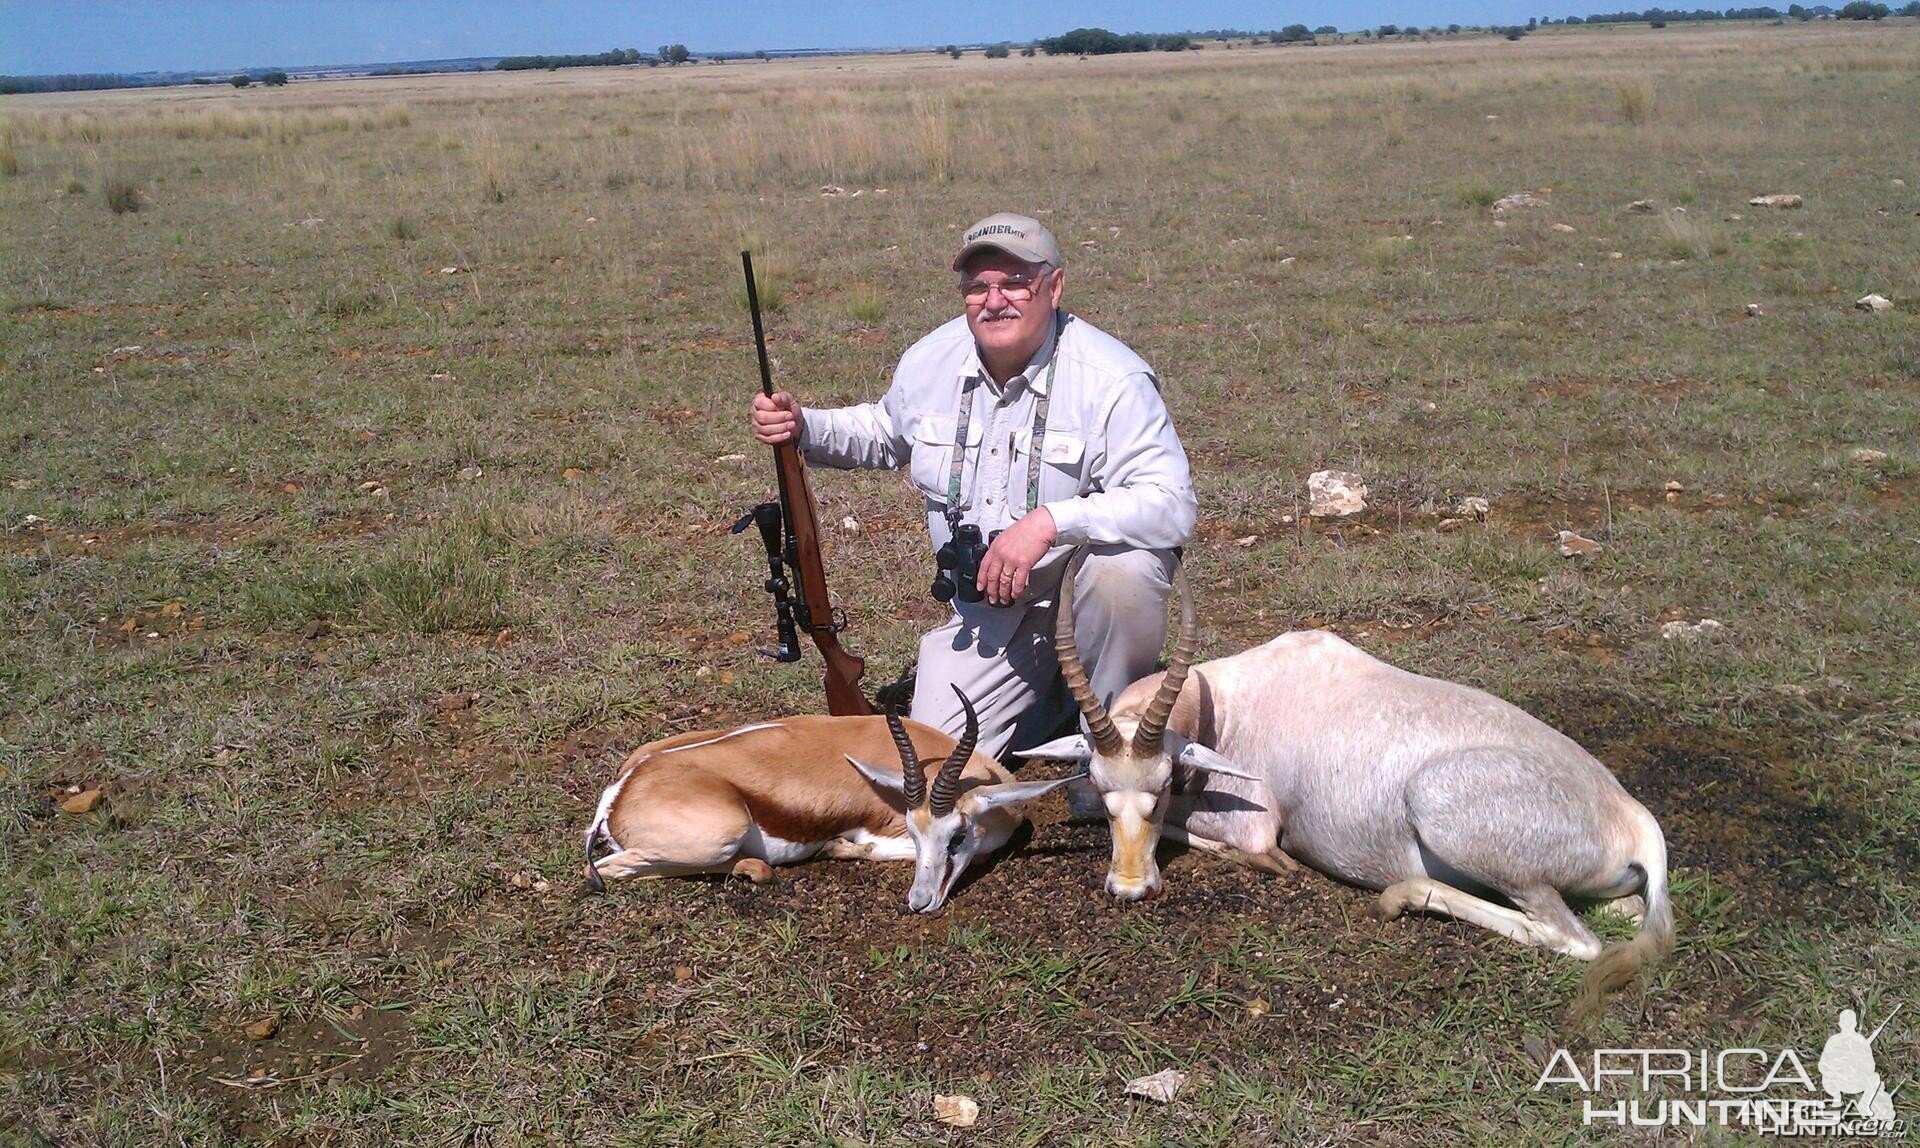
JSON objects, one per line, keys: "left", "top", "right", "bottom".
{"left": 908, "top": 546, "right": 1178, "bottom": 762}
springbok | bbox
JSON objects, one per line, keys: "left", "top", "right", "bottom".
{"left": 583, "top": 687, "right": 1071, "bottom": 912}
{"left": 1021, "top": 553, "right": 1673, "bottom": 1013}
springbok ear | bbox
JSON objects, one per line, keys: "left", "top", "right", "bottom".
{"left": 1177, "top": 743, "right": 1262, "bottom": 782}
{"left": 1015, "top": 734, "right": 1092, "bottom": 763}
{"left": 962, "top": 775, "right": 1077, "bottom": 815}
{"left": 845, "top": 755, "right": 907, "bottom": 794}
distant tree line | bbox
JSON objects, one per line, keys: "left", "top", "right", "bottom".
{"left": 1038, "top": 28, "right": 1196, "bottom": 54}
{"left": 0, "top": 73, "right": 140, "bottom": 94}
{"left": 495, "top": 48, "right": 652, "bottom": 71}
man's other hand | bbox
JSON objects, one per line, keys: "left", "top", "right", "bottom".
{"left": 977, "top": 507, "right": 1057, "bottom": 606}
{"left": 752, "top": 392, "right": 805, "bottom": 445}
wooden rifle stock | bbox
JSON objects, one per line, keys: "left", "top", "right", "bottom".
{"left": 741, "top": 250, "right": 873, "bottom": 716}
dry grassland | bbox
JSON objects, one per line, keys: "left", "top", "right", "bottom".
{"left": 2, "top": 23, "right": 1918, "bottom": 1146}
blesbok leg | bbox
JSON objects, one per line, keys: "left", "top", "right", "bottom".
{"left": 1373, "top": 877, "right": 1604, "bottom": 959}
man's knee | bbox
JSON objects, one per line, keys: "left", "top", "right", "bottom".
{"left": 1072, "top": 547, "right": 1175, "bottom": 617}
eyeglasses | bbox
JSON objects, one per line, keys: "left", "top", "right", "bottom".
{"left": 959, "top": 269, "right": 1050, "bottom": 303}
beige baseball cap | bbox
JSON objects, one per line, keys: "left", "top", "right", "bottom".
{"left": 952, "top": 212, "right": 1063, "bottom": 271}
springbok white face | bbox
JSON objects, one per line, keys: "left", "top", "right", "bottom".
{"left": 848, "top": 689, "right": 1073, "bottom": 913}
{"left": 1021, "top": 557, "right": 1254, "bottom": 901}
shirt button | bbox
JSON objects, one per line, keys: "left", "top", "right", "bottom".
{"left": 985, "top": 497, "right": 995, "bottom": 505}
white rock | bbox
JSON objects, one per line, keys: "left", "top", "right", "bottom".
{"left": 458, "top": 465, "right": 483, "bottom": 482}
{"left": 1308, "top": 470, "right": 1369, "bottom": 517}
{"left": 1855, "top": 294, "right": 1892, "bottom": 313}
{"left": 1748, "top": 193, "right": 1803, "bottom": 209}
{"left": 1664, "top": 481, "right": 1685, "bottom": 492}
{"left": 1557, "top": 530, "right": 1602, "bottom": 557}
{"left": 1848, "top": 448, "right": 1888, "bottom": 464}
{"left": 20, "top": 514, "right": 44, "bottom": 526}
{"left": 357, "top": 480, "right": 383, "bottom": 492}
{"left": 1608, "top": 251, "right": 1624, "bottom": 260}
{"left": 1491, "top": 192, "right": 1549, "bottom": 213}
{"left": 1454, "top": 496, "right": 1490, "bottom": 519}
{"left": 1235, "top": 534, "right": 1259, "bottom": 547}
{"left": 1125, "top": 1069, "right": 1190, "bottom": 1105}
{"left": 715, "top": 453, "right": 747, "bottom": 463}
{"left": 1661, "top": 619, "right": 1724, "bottom": 641}
{"left": 932, "top": 1094, "right": 979, "bottom": 1127}
{"left": 1745, "top": 303, "right": 1765, "bottom": 317}
{"left": 1551, "top": 222, "right": 1577, "bottom": 233}
{"left": 1628, "top": 200, "right": 1657, "bottom": 214}
{"left": 839, "top": 515, "right": 860, "bottom": 533}
{"left": 1277, "top": 256, "right": 1297, "bottom": 266}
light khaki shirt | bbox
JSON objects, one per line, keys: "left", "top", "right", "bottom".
{"left": 799, "top": 312, "right": 1197, "bottom": 593}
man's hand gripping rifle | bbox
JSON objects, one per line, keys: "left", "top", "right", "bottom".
{"left": 730, "top": 250, "right": 874, "bottom": 716}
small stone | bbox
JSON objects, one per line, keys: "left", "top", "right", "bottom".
{"left": 1308, "top": 470, "right": 1369, "bottom": 518}
{"left": 563, "top": 467, "right": 587, "bottom": 482}
{"left": 1894, "top": 178, "right": 1908, "bottom": 188}
{"left": 714, "top": 453, "right": 747, "bottom": 463}
{"left": 1608, "top": 251, "right": 1624, "bottom": 260}
{"left": 673, "top": 965, "right": 694, "bottom": 982}
{"left": 244, "top": 1017, "right": 279, "bottom": 1041}
{"left": 1725, "top": 213, "right": 1743, "bottom": 221}
{"left": 1454, "top": 496, "right": 1490, "bottom": 520}
{"left": 509, "top": 872, "right": 531, "bottom": 889}
{"left": 1277, "top": 256, "right": 1296, "bottom": 266}
{"left": 932, "top": 1094, "right": 980, "bottom": 1127}
{"left": 1855, "top": 294, "right": 1892, "bottom": 313}
{"left": 531, "top": 880, "right": 552, "bottom": 894}
{"left": 1437, "top": 517, "right": 1465, "bottom": 532}
{"left": 1551, "top": 222, "right": 1576, "bottom": 233}
{"left": 357, "top": 480, "right": 382, "bottom": 492}
{"left": 1247, "top": 997, "right": 1271, "bottom": 1017}
{"left": 1665, "top": 481, "right": 1684, "bottom": 492}
{"left": 1235, "top": 534, "right": 1258, "bottom": 547}
{"left": 1628, "top": 200, "right": 1656, "bottom": 214}
{"left": 1661, "top": 618, "right": 1724, "bottom": 641}
{"left": 1491, "top": 192, "right": 1548, "bottom": 213}
{"left": 457, "top": 465, "right": 483, "bottom": 482}
{"left": 1848, "top": 448, "right": 1888, "bottom": 464}
{"left": 1745, "top": 303, "right": 1765, "bottom": 317}
{"left": 301, "top": 620, "right": 331, "bottom": 640}
{"left": 840, "top": 515, "right": 859, "bottom": 533}
{"left": 8, "top": 478, "right": 35, "bottom": 490}
{"left": 1126, "top": 1069, "right": 1191, "bottom": 1104}
{"left": 1422, "top": 401, "right": 1437, "bottom": 411}
{"left": 1748, "top": 193, "right": 1803, "bottom": 209}
{"left": 435, "top": 692, "right": 475, "bottom": 712}
{"left": 60, "top": 789, "right": 104, "bottom": 814}
{"left": 1557, "top": 530, "right": 1602, "bottom": 557}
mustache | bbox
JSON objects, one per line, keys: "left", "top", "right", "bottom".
{"left": 978, "top": 305, "right": 1022, "bottom": 320}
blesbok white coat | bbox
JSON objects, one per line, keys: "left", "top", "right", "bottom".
{"left": 1022, "top": 554, "right": 1673, "bottom": 1013}
{"left": 584, "top": 689, "right": 1070, "bottom": 912}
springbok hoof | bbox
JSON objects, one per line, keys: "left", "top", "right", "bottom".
{"left": 729, "top": 858, "right": 775, "bottom": 884}
{"left": 1370, "top": 892, "right": 1406, "bottom": 921}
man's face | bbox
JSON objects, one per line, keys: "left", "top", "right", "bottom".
{"left": 960, "top": 251, "right": 1064, "bottom": 371}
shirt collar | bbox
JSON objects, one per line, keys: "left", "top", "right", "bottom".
{"left": 959, "top": 312, "right": 1067, "bottom": 397}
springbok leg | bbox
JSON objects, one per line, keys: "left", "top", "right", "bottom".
{"left": 1373, "top": 877, "right": 1604, "bottom": 960}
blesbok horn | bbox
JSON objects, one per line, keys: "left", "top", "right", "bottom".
{"left": 884, "top": 706, "right": 926, "bottom": 809}
{"left": 1054, "top": 548, "right": 1126, "bottom": 757}
{"left": 1131, "top": 563, "right": 1197, "bottom": 758}
{"left": 928, "top": 685, "right": 978, "bottom": 817}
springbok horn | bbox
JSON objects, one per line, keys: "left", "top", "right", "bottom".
{"left": 1053, "top": 548, "right": 1126, "bottom": 758}
{"left": 1132, "top": 562, "right": 1197, "bottom": 759}
{"left": 884, "top": 706, "right": 925, "bottom": 810}
{"left": 928, "top": 685, "right": 978, "bottom": 818}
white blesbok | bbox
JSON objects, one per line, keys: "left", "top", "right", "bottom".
{"left": 584, "top": 687, "right": 1071, "bottom": 912}
{"left": 1021, "top": 553, "right": 1673, "bottom": 1013}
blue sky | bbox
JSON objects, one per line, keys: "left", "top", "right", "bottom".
{"left": 3, "top": 1, "right": 1575, "bottom": 75}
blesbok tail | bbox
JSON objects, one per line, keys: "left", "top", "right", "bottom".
{"left": 1571, "top": 805, "right": 1673, "bottom": 1020}
{"left": 582, "top": 775, "right": 628, "bottom": 893}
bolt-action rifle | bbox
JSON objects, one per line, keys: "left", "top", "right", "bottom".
{"left": 731, "top": 250, "right": 873, "bottom": 716}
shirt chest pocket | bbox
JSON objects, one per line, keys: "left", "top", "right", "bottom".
{"left": 907, "top": 414, "right": 981, "bottom": 505}
{"left": 1016, "top": 429, "right": 1090, "bottom": 503}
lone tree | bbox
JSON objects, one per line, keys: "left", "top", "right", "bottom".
{"left": 229, "top": 74, "right": 250, "bottom": 87}
{"left": 658, "top": 43, "right": 691, "bottom": 65}
{"left": 261, "top": 70, "right": 288, "bottom": 86}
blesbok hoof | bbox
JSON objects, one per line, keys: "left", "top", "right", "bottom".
{"left": 729, "top": 858, "right": 775, "bottom": 884}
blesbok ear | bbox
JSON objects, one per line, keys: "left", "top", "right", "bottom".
{"left": 846, "top": 755, "right": 908, "bottom": 794}
{"left": 1015, "top": 734, "right": 1092, "bottom": 763}
{"left": 1177, "top": 743, "right": 1262, "bottom": 781}
{"left": 962, "top": 775, "right": 1077, "bottom": 815}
